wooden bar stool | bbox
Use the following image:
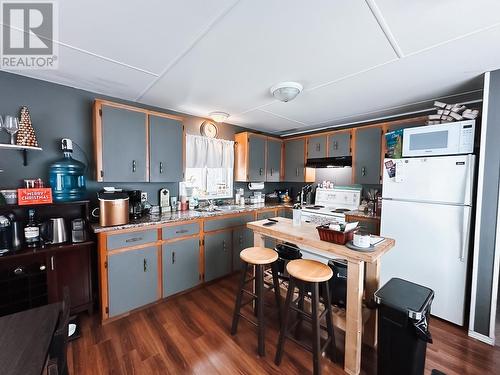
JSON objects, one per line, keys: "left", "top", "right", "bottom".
{"left": 231, "top": 247, "right": 282, "bottom": 357}
{"left": 275, "top": 259, "right": 336, "bottom": 375}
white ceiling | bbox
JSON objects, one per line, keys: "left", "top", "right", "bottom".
{"left": 3, "top": 0, "right": 500, "bottom": 134}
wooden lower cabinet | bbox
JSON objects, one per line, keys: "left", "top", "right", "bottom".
{"left": 99, "top": 208, "right": 299, "bottom": 321}
{"left": 162, "top": 238, "right": 200, "bottom": 297}
{"left": 232, "top": 227, "right": 254, "bottom": 270}
{"left": 47, "top": 245, "right": 93, "bottom": 314}
{"left": 204, "top": 231, "right": 232, "bottom": 282}
{"left": 108, "top": 246, "right": 158, "bottom": 317}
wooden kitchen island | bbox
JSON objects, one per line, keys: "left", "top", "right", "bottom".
{"left": 247, "top": 217, "right": 395, "bottom": 375}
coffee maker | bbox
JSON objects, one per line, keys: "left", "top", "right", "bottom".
{"left": 0, "top": 215, "right": 12, "bottom": 254}
{"left": 127, "top": 190, "right": 143, "bottom": 220}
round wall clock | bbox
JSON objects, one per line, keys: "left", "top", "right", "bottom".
{"left": 200, "top": 120, "right": 218, "bottom": 138}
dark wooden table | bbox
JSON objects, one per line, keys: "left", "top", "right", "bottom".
{"left": 0, "top": 303, "right": 60, "bottom": 375}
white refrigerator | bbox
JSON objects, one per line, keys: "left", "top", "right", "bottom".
{"left": 380, "top": 154, "right": 475, "bottom": 326}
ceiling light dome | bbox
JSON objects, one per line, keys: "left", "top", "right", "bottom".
{"left": 209, "top": 111, "right": 230, "bottom": 123}
{"left": 270, "top": 81, "right": 303, "bottom": 102}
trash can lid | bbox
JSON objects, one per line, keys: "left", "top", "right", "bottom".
{"left": 374, "top": 278, "right": 434, "bottom": 320}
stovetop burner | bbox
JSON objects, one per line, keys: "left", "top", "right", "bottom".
{"left": 332, "top": 208, "right": 351, "bottom": 214}
{"left": 304, "top": 205, "right": 325, "bottom": 210}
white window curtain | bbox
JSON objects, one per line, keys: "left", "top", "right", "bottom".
{"left": 186, "top": 134, "right": 234, "bottom": 168}
{"left": 185, "top": 135, "right": 234, "bottom": 199}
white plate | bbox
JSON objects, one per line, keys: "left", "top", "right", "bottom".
{"left": 345, "top": 241, "right": 375, "bottom": 252}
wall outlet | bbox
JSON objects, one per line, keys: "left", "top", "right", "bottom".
{"left": 141, "top": 192, "right": 148, "bottom": 203}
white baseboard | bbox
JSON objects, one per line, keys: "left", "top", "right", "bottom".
{"left": 468, "top": 330, "right": 494, "bottom": 346}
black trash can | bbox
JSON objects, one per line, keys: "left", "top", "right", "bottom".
{"left": 374, "top": 278, "right": 434, "bottom": 375}
{"left": 275, "top": 242, "right": 302, "bottom": 279}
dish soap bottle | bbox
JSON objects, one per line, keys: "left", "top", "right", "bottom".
{"left": 49, "top": 138, "right": 86, "bottom": 202}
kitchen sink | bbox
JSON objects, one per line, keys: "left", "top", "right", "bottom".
{"left": 194, "top": 207, "right": 222, "bottom": 212}
{"left": 195, "top": 205, "right": 244, "bottom": 212}
{"left": 215, "top": 205, "right": 244, "bottom": 211}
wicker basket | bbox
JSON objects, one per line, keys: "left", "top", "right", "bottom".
{"left": 316, "top": 226, "right": 356, "bottom": 245}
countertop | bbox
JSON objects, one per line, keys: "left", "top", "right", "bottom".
{"left": 248, "top": 217, "right": 394, "bottom": 263}
{"left": 92, "top": 203, "right": 293, "bottom": 233}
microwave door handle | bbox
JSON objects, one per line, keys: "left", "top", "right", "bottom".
{"left": 460, "top": 207, "right": 471, "bottom": 262}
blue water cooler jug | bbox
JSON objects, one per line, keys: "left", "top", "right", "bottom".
{"left": 49, "top": 138, "right": 86, "bottom": 202}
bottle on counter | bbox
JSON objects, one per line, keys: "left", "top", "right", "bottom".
{"left": 24, "top": 208, "right": 40, "bottom": 248}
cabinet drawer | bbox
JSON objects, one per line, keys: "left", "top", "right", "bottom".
{"left": 204, "top": 214, "right": 254, "bottom": 232}
{"left": 107, "top": 229, "right": 158, "bottom": 251}
{"left": 277, "top": 208, "right": 293, "bottom": 219}
{"left": 162, "top": 222, "right": 199, "bottom": 240}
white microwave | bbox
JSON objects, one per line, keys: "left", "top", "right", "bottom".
{"left": 402, "top": 120, "right": 475, "bottom": 157}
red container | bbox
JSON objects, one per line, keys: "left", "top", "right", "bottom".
{"left": 17, "top": 188, "right": 53, "bottom": 205}
{"left": 316, "top": 226, "right": 356, "bottom": 245}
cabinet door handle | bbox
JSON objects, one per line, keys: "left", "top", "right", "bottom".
{"left": 270, "top": 168, "right": 273, "bottom": 176}
{"left": 361, "top": 166, "right": 367, "bottom": 176}
{"left": 160, "top": 162, "right": 164, "bottom": 174}
{"left": 175, "top": 229, "right": 188, "bottom": 234}
{"left": 172, "top": 252, "right": 175, "bottom": 264}
{"left": 295, "top": 168, "right": 299, "bottom": 176}
{"left": 50, "top": 255, "right": 55, "bottom": 271}
{"left": 223, "top": 240, "right": 227, "bottom": 251}
{"left": 125, "top": 237, "right": 143, "bottom": 243}
{"left": 132, "top": 160, "right": 137, "bottom": 173}
{"left": 143, "top": 258, "right": 147, "bottom": 272}
{"left": 259, "top": 167, "right": 263, "bottom": 176}
{"left": 316, "top": 143, "right": 320, "bottom": 151}
{"left": 239, "top": 235, "right": 243, "bottom": 246}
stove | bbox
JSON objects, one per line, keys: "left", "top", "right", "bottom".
{"left": 301, "top": 187, "right": 361, "bottom": 225}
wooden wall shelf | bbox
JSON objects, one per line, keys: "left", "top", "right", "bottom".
{"left": 0, "top": 144, "right": 43, "bottom": 166}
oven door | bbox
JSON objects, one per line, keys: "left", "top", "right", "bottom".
{"left": 402, "top": 123, "right": 460, "bottom": 157}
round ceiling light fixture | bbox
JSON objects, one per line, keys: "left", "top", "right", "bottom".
{"left": 270, "top": 81, "right": 303, "bottom": 102}
{"left": 209, "top": 111, "right": 230, "bottom": 123}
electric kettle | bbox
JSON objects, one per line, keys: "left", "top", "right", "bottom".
{"left": 41, "top": 218, "right": 68, "bottom": 244}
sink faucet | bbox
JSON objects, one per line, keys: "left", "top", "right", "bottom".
{"left": 300, "top": 184, "right": 313, "bottom": 207}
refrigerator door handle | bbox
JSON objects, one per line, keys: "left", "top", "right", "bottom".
{"left": 464, "top": 155, "right": 474, "bottom": 206}
{"left": 460, "top": 207, "right": 471, "bottom": 262}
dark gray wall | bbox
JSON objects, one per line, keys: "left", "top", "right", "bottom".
{"left": 0, "top": 71, "right": 304, "bottom": 207}
{"left": 473, "top": 70, "right": 500, "bottom": 335}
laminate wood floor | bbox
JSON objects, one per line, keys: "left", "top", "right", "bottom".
{"left": 68, "top": 275, "right": 500, "bottom": 375}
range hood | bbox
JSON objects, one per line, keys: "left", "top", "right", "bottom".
{"left": 305, "top": 156, "right": 352, "bottom": 168}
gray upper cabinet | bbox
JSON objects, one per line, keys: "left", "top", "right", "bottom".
{"left": 354, "top": 127, "right": 382, "bottom": 185}
{"left": 266, "top": 138, "right": 282, "bottom": 182}
{"left": 284, "top": 139, "right": 305, "bottom": 182}
{"left": 204, "top": 231, "right": 232, "bottom": 282}
{"left": 149, "top": 115, "right": 183, "bottom": 182}
{"left": 248, "top": 135, "right": 266, "bottom": 181}
{"left": 101, "top": 105, "right": 147, "bottom": 182}
{"left": 307, "top": 135, "right": 327, "bottom": 159}
{"left": 162, "top": 238, "right": 200, "bottom": 298}
{"left": 328, "top": 132, "right": 351, "bottom": 157}
{"left": 108, "top": 246, "right": 158, "bottom": 317}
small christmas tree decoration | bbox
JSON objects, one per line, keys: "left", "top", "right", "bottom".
{"left": 16, "top": 106, "right": 39, "bottom": 147}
